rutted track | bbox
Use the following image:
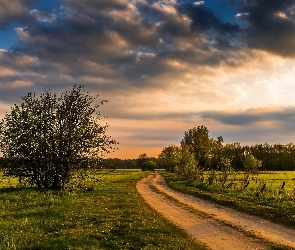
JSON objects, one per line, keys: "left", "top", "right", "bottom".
{"left": 136, "top": 173, "right": 295, "bottom": 250}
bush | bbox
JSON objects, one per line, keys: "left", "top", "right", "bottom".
{"left": 0, "top": 85, "right": 117, "bottom": 190}
{"left": 244, "top": 154, "right": 262, "bottom": 173}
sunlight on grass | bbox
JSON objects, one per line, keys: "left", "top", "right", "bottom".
{"left": 0, "top": 170, "right": 205, "bottom": 250}
{"left": 164, "top": 171, "right": 295, "bottom": 228}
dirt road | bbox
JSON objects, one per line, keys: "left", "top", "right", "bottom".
{"left": 136, "top": 173, "right": 295, "bottom": 250}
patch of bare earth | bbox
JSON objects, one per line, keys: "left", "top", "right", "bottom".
{"left": 136, "top": 173, "right": 295, "bottom": 250}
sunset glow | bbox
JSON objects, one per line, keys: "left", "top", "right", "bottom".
{"left": 1, "top": 0, "right": 295, "bottom": 159}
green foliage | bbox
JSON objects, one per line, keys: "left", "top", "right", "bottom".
{"left": 0, "top": 170, "right": 205, "bottom": 250}
{"left": 102, "top": 158, "right": 137, "bottom": 169}
{"left": 218, "top": 157, "right": 235, "bottom": 187}
{"left": 158, "top": 145, "right": 204, "bottom": 181}
{"left": 177, "top": 145, "right": 199, "bottom": 179}
{"left": 136, "top": 153, "right": 157, "bottom": 171}
{"left": 180, "top": 126, "right": 295, "bottom": 171}
{"left": 181, "top": 126, "right": 211, "bottom": 168}
{"left": 144, "top": 160, "right": 157, "bottom": 171}
{"left": 0, "top": 85, "right": 117, "bottom": 190}
{"left": 158, "top": 145, "right": 182, "bottom": 172}
{"left": 136, "top": 153, "right": 148, "bottom": 171}
{"left": 180, "top": 126, "right": 226, "bottom": 170}
{"left": 0, "top": 157, "right": 3, "bottom": 170}
{"left": 162, "top": 125, "right": 295, "bottom": 175}
{"left": 244, "top": 154, "right": 262, "bottom": 173}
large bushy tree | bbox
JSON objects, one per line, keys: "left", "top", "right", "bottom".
{"left": 0, "top": 85, "right": 117, "bottom": 190}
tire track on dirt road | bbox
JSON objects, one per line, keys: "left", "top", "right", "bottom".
{"left": 137, "top": 173, "right": 295, "bottom": 250}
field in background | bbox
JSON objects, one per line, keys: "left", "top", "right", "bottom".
{"left": 202, "top": 170, "right": 295, "bottom": 196}
{"left": 0, "top": 170, "right": 205, "bottom": 250}
{"left": 164, "top": 171, "right": 295, "bottom": 228}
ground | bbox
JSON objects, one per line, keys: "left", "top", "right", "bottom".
{"left": 137, "top": 173, "right": 295, "bottom": 250}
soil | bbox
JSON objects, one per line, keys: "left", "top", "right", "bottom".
{"left": 136, "top": 173, "right": 295, "bottom": 250}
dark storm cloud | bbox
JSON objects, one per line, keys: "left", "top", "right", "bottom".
{"left": 178, "top": 2, "right": 240, "bottom": 35}
{"left": 213, "top": 126, "right": 286, "bottom": 145}
{"left": 0, "top": 0, "right": 37, "bottom": 29}
{"left": 201, "top": 111, "right": 262, "bottom": 125}
{"left": 25, "top": 0, "right": 158, "bottom": 54}
{"left": 62, "top": 0, "right": 129, "bottom": 11}
{"left": 200, "top": 108, "right": 295, "bottom": 126}
{"left": 137, "top": 1, "right": 192, "bottom": 38}
{"left": 241, "top": 0, "right": 295, "bottom": 57}
{"left": 214, "top": 36, "right": 239, "bottom": 51}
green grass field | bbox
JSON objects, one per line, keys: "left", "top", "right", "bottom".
{"left": 2, "top": 169, "right": 294, "bottom": 249}
{"left": 164, "top": 171, "right": 295, "bottom": 228}
{"left": 0, "top": 170, "right": 205, "bottom": 250}
{"left": 234, "top": 171, "right": 295, "bottom": 189}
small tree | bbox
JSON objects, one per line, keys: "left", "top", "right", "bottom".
{"left": 143, "top": 160, "right": 157, "bottom": 171}
{"left": 179, "top": 144, "right": 199, "bottom": 179}
{"left": 158, "top": 145, "right": 181, "bottom": 172}
{"left": 218, "top": 157, "right": 235, "bottom": 187}
{"left": 0, "top": 85, "right": 117, "bottom": 190}
{"left": 243, "top": 154, "right": 262, "bottom": 173}
{"left": 136, "top": 153, "right": 148, "bottom": 170}
{"left": 136, "top": 153, "right": 157, "bottom": 171}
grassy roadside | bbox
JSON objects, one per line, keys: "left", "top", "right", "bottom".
{"left": 0, "top": 170, "right": 206, "bottom": 250}
{"left": 163, "top": 172, "right": 295, "bottom": 229}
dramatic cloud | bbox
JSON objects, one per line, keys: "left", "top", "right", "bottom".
{"left": 0, "top": 0, "right": 37, "bottom": 29}
{"left": 200, "top": 108, "right": 295, "bottom": 126}
{"left": 1, "top": 0, "right": 295, "bottom": 158}
{"left": 178, "top": 2, "right": 240, "bottom": 34}
{"left": 241, "top": 0, "right": 295, "bottom": 57}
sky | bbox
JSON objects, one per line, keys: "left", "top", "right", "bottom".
{"left": 1, "top": 0, "right": 295, "bottom": 159}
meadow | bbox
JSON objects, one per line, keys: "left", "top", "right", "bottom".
{"left": 164, "top": 171, "right": 295, "bottom": 228}
{"left": 1, "top": 169, "right": 295, "bottom": 249}
{"left": 0, "top": 170, "right": 205, "bottom": 250}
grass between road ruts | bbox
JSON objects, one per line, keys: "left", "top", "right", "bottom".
{"left": 163, "top": 172, "right": 295, "bottom": 229}
{"left": 0, "top": 170, "right": 206, "bottom": 250}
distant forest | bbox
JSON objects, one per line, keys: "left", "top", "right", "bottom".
{"left": 103, "top": 126, "right": 295, "bottom": 171}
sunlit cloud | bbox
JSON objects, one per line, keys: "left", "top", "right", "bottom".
{"left": 276, "top": 11, "right": 288, "bottom": 19}
{"left": 194, "top": 1, "right": 204, "bottom": 6}
{"left": 29, "top": 9, "right": 58, "bottom": 23}
{"left": 235, "top": 13, "right": 249, "bottom": 18}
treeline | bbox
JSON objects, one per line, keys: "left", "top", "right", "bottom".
{"left": 102, "top": 154, "right": 159, "bottom": 170}
{"left": 159, "top": 125, "right": 295, "bottom": 171}
{"left": 101, "top": 158, "right": 137, "bottom": 169}
{"left": 221, "top": 143, "right": 295, "bottom": 171}
{"left": 102, "top": 125, "right": 295, "bottom": 172}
